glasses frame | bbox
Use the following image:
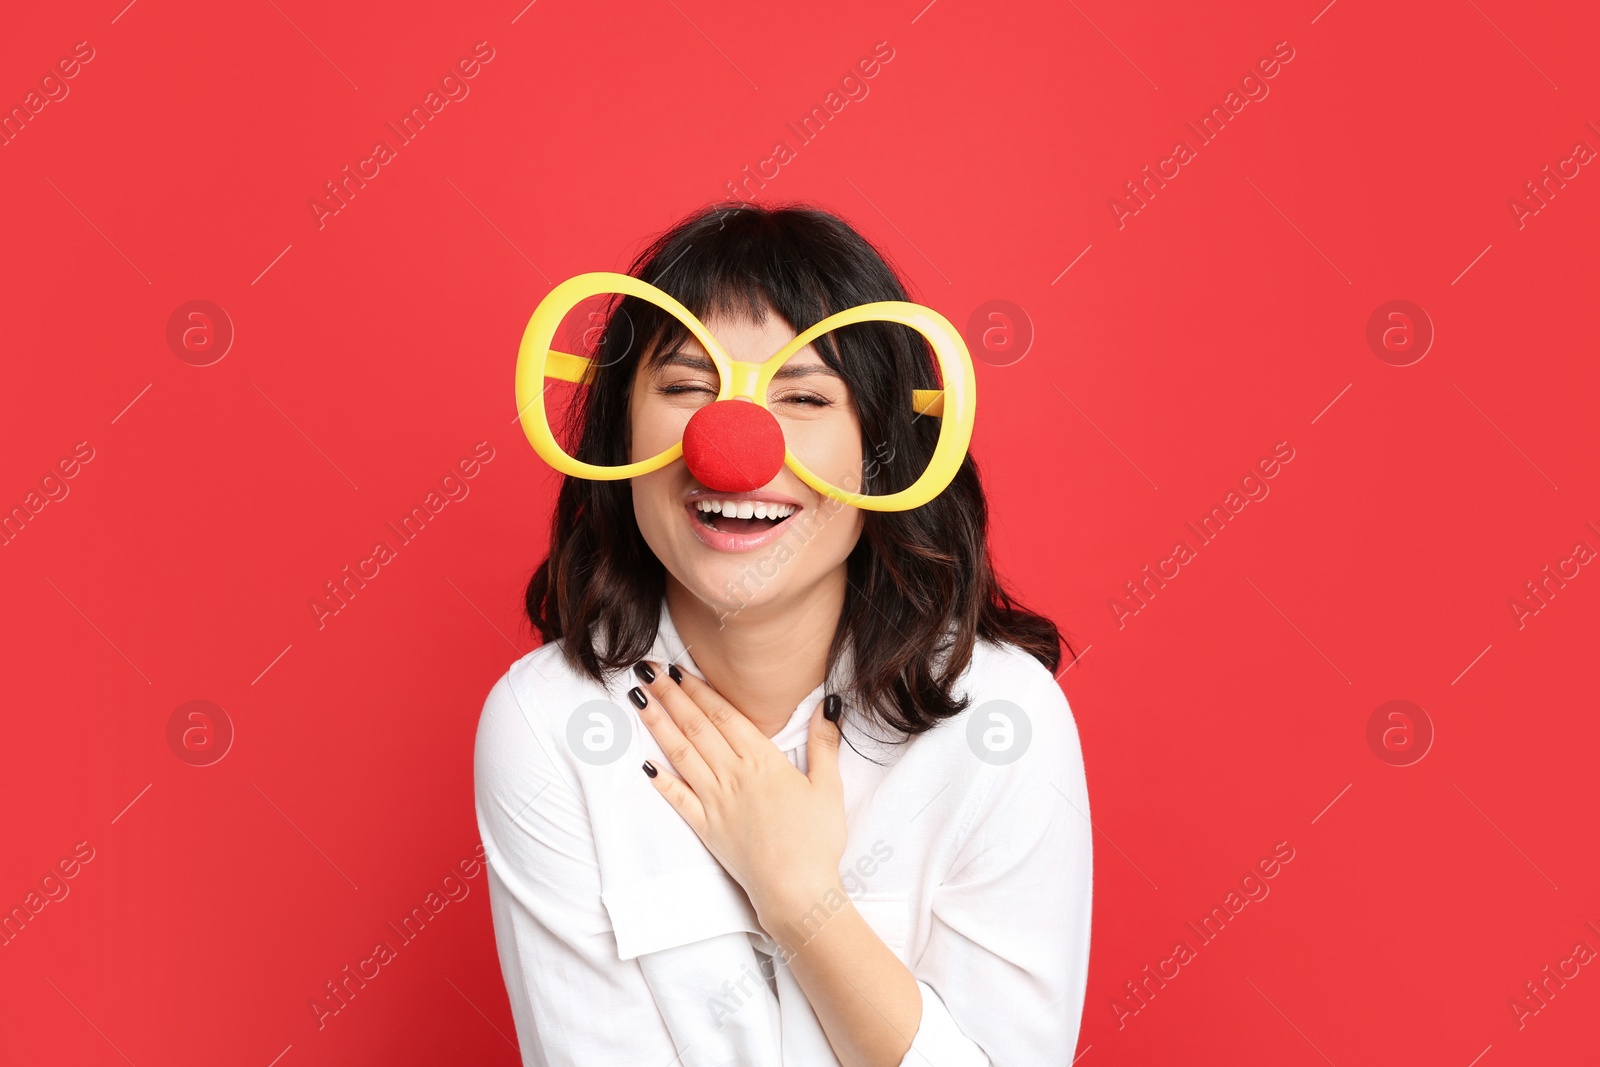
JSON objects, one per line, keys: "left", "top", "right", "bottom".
{"left": 514, "top": 271, "right": 976, "bottom": 512}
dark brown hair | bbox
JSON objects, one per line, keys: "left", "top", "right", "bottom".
{"left": 524, "top": 201, "right": 1074, "bottom": 736}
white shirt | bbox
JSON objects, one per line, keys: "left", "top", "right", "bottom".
{"left": 473, "top": 595, "right": 1093, "bottom": 1066}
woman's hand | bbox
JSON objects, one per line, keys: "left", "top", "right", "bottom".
{"left": 630, "top": 660, "right": 848, "bottom": 933}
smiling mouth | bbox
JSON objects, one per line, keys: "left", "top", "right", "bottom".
{"left": 691, "top": 499, "right": 798, "bottom": 535}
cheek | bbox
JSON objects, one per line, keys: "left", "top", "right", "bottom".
{"left": 630, "top": 469, "right": 671, "bottom": 545}
{"left": 629, "top": 404, "right": 683, "bottom": 463}
{"left": 781, "top": 409, "right": 863, "bottom": 482}
{"left": 819, "top": 414, "right": 865, "bottom": 485}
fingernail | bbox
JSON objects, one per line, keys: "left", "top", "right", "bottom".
{"left": 667, "top": 663, "right": 683, "bottom": 684}
{"left": 628, "top": 686, "right": 648, "bottom": 710}
{"left": 642, "top": 760, "right": 658, "bottom": 778}
{"left": 633, "top": 661, "right": 655, "bottom": 683}
{"left": 823, "top": 693, "right": 841, "bottom": 723}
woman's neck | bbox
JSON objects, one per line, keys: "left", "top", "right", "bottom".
{"left": 665, "top": 574, "right": 845, "bottom": 740}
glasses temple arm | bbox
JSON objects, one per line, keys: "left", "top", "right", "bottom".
{"left": 544, "top": 349, "right": 592, "bottom": 383}
{"left": 912, "top": 389, "right": 944, "bottom": 416}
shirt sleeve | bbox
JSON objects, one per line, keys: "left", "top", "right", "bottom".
{"left": 896, "top": 675, "right": 1094, "bottom": 1066}
{"left": 473, "top": 669, "right": 681, "bottom": 1066}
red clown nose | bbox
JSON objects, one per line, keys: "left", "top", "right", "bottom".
{"left": 682, "top": 399, "right": 787, "bottom": 492}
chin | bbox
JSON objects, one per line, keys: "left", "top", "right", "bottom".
{"left": 641, "top": 496, "right": 858, "bottom": 619}
{"left": 661, "top": 535, "right": 835, "bottom": 626}
{"left": 676, "top": 552, "right": 796, "bottom": 618}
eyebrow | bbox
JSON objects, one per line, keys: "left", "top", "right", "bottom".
{"left": 653, "top": 350, "right": 842, "bottom": 380}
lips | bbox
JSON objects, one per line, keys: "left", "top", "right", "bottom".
{"left": 683, "top": 497, "right": 802, "bottom": 552}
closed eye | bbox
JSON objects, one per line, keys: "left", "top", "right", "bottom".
{"left": 659, "top": 384, "right": 832, "bottom": 407}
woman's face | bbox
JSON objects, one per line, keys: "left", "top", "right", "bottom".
{"left": 628, "top": 304, "right": 865, "bottom": 618}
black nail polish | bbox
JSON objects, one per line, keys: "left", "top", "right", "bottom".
{"left": 633, "top": 661, "right": 655, "bottom": 684}
{"left": 823, "top": 693, "right": 842, "bottom": 723}
{"left": 628, "top": 686, "right": 648, "bottom": 710}
{"left": 642, "top": 760, "right": 658, "bottom": 778}
{"left": 667, "top": 663, "right": 683, "bottom": 684}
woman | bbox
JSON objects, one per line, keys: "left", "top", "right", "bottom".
{"left": 473, "top": 202, "right": 1092, "bottom": 1066}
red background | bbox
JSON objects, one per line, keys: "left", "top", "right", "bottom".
{"left": 3, "top": 0, "right": 1596, "bottom": 1063}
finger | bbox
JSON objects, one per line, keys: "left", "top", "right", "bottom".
{"left": 630, "top": 678, "right": 720, "bottom": 798}
{"left": 663, "top": 663, "right": 771, "bottom": 759}
{"left": 642, "top": 759, "right": 707, "bottom": 837}
{"left": 638, "top": 660, "right": 744, "bottom": 775}
{"left": 807, "top": 694, "right": 843, "bottom": 791}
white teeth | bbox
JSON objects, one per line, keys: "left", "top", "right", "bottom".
{"left": 693, "top": 499, "right": 797, "bottom": 519}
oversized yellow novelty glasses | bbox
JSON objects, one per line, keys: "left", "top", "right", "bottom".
{"left": 514, "top": 271, "right": 976, "bottom": 511}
